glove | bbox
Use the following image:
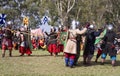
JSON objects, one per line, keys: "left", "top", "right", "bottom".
{"left": 85, "top": 22, "right": 90, "bottom": 28}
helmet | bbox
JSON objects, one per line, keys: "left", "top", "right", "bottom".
{"left": 71, "top": 20, "right": 80, "bottom": 29}
{"left": 71, "top": 20, "right": 76, "bottom": 29}
{"left": 7, "top": 21, "right": 12, "bottom": 25}
{"left": 107, "top": 24, "right": 113, "bottom": 30}
{"left": 89, "top": 24, "right": 94, "bottom": 29}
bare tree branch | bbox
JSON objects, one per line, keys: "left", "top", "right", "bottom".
{"left": 67, "top": 0, "right": 76, "bottom": 13}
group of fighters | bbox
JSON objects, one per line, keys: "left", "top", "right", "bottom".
{"left": 0, "top": 21, "right": 120, "bottom": 68}
{"left": 63, "top": 22, "right": 120, "bottom": 68}
{"left": 0, "top": 22, "right": 32, "bottom": 57}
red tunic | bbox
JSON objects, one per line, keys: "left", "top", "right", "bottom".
{"left": 19, "top": 34, "right": 32, "bottom": 55}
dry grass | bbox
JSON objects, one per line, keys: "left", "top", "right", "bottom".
{"left": 0, "top": 49, "right": 120, "bottom": 76}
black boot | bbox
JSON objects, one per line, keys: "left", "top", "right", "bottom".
{"left": 9, "top": 52, "right": 12, "bottom": 57}
{"left": 2, "top": 54, "right": 5, "bottom": 58}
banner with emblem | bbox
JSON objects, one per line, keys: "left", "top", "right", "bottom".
{"left": 0, "top": 14, "right": 7, "bottom": 25}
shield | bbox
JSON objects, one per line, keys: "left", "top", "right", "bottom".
{"left": 60, "top": 31, "right": 68, "bottom": 47}
{"left": 94, "top": 29, "right": 107, "bottom": 44}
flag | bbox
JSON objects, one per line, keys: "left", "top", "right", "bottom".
{"left": 0, "top": 14, "right": 7, "bottom": 24}
{"left": 23, "top": 17, "right": 29, "bottom": 26}
{"left": 43, "top": 16, "right": 48, "bottom": 24}
{"left": 94, "top": 29, "right": 107, "bottom": 44}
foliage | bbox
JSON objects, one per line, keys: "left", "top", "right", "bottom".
{"left": 0, "top": 0, "right": 120, "bottom": 30}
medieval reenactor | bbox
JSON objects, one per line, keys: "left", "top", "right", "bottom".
{"left": 57, "top": 27, "right": 64, "bottom": 52}
{"left": 64, "top": 22, "right": 89, "bottom": 68}
{"left": 74, "top": 25, "right": 83, "bottom": 66}
{"left": 83, "top": 24, "right": 100, "bottom": 65}
{"left": 39, "top": 36, "right": 46, "bottom": 50}
{"left": 94, "top": 28, "right": 106, "bottom": 62}
{"left": 101, "top": 24, "right": 117, "bottom": 66}
{"left": 2, "top": 22, "right": 13, "bottom": 57}
{"left": 19, "top": 27, "right": 32, "bottom": 56}
{"left": 45, "top": 27, "right": 58, "bottom": 56}
{"left": 59, "top": 26, "right": 68, "bottom": 49}
{"left": 12, "top": 32, "right": 20, "bottom": 50}
{"left": 31, "top": 36, "right": 37, "bottom": 50}
{"left": 115, "top": 26, "right": 120, "bottom": 54}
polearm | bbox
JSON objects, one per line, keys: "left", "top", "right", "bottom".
{"left": 4, "top": 27, "right": 69, "bottom": 42}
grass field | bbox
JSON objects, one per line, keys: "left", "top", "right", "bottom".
{"left": 0, "top": 49, "right": 120, "bottom": 76}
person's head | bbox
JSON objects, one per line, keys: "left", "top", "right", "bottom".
{"left": 58, "top": 25, "right": 63, "bottom": 32}
{"left": 6, "top": 21, "right": 12, "bottom": 29}
{"left": 98, "top": 28, "right": 103, "bottom": 33}
{"left": 62, "top": 26, "right": 67, "bottom": 31}
{"left": 85, "top": 22, "right": 90, "bottom": 27}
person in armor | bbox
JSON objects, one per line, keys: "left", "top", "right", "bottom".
{"left": 19, "top": 27, "right": 32, "bottom": 56}
{"left": 83, "top": 24, "right": 100, "bottom": 65}
{"left": 31, "top": 36, "right": 37, "bottom": 50}
{"left": 101, "top": 24, "right": 117, "bottom": 66}
{"left": 116, "top": 40, "right": 120, "bottom": 54}
{"left": 45, "top": 27, "right": 58, "bottom": 56}
{"left": 64, "top": 21, "right": 89, "bottom": 68}
{"left": 2, "top": 22, "right": 13, "bottom": 57}
{"left": 74, "top": 24, "right": 82, "bottom": 66}
{"left": 57, "top": 27, "right": 64, "bottom": 52}
{"left": 94, "top": 28, "right": 106, "bottom": 62}
{"left": 19, "top": 32, "right": 32, "bottom": 56}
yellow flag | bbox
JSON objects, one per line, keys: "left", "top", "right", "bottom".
{"left": 23, "top": 17, "right": 29, "bottom": 26}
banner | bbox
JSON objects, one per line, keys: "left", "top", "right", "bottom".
{"left": 23, "top": 17, "right": 29, "bottom": 26}
{"left": 0, "top": 14, "right": 6, "bottom": 24}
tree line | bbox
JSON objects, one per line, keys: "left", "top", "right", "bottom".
{"left": 0, "top": 0, "right": 120, "bottom": 31}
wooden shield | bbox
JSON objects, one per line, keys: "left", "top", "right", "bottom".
{"left": 60, "top": 31, "right": 68, "bottom": 47}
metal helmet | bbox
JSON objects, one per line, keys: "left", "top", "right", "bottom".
{"left": 71, "top": 20, "right": 76, "bottom": 29}
{"left": 71, "top": 20, "right": 80, "bottom": 29}
{"left": 89, "top": 24, "right": 94, "bottom": 29}
{"left": 6, "top": 21, "right": 12, "bottom": 29}
{"left": 107, "top": 24, "right": 113, "bottom": 30}
{"left": 7, "top": 21, "right": 12, "bottom": 25}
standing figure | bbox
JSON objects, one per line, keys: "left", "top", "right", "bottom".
{"left": 19, "top": 33, "right": 32, "bottom": 56}
{"left": 101, "top": 24, "right": 117, "bottom": 66}
{"left": 39, "top": 37, "right": 46, "bottom": 50}
{"left": 74, "top": 25, "right": 83, "bottom": 66}
{"left": 0, "top": 28, "right": 3, "bottom": 49}
{"left": 2, "top": 23, "right": 13, "bottom": 57}
{"left": 57, "top": 27, "right": 64, "bottom": 52}
{"left": 83, "top": 24, "right": 100, "bottom": 65}
{"left": 45, "top": 27, "right": 58, "bottom": 56}
{"left": 64, "top": 23, "right": 88, "bottom": 68}
{"left": 94, "top": 28, "right": 106, "bottom": 62}
{"left": 31, "top": 36, "right": 37, "bottom": 50}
